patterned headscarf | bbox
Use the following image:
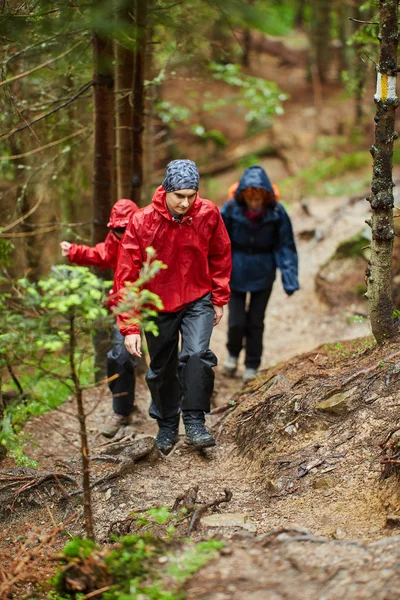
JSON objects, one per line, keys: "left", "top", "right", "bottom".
{"left": 162, "top": 159, "right": 200, "bottom": 192}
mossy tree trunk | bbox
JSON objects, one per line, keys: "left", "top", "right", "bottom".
{"left": 366, "top": 0, "right": 400, "bottom": 344}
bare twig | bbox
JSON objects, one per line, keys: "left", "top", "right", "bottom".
{"left": 0, "top": 81, "right": 94, "bottom": 141}
{"left": 0, "top": 40, "right": 84, "bottom": 88}
{"left": 187, "top": 488, "right": 233, "bottom": 536}
{"left": 349, "top": 17, "right": 379, "bottom": 24}
{"left": 0, "top": 127, "right": 87, "bottom": 161}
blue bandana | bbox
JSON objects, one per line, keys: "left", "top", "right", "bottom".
{"left": 162, "top": 159, "right": 200, "bottom": 192}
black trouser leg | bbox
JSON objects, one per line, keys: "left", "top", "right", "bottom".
{"left": 179, "top": 293, "right": 217, "bottom": 413}
{"left": 145, "top": 314, "right": 181, "bottom": 422}
{"left": 245, "top": 286, "right": 273, "bottom": 369}
{"left": 107, "top": 326, "right": 136, "bottom": 417}
{"left": 227, "top": 290, "right": 247, "bottom": 359}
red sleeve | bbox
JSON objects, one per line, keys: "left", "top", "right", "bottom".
{"left": 113, "top": 217, "right": 145, "bottom": 336}
{"left": 208, "top": 208, "right": 231, "bottom": 306}
{"left": 68, "top": 232, "right": 119, "bottom": 270}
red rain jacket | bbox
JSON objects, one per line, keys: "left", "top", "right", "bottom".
{"left": 114, "top": 186, "right": 232, "bottom": 336}
{"left": 68, "top": 199, "right": 138, "bottom": 271}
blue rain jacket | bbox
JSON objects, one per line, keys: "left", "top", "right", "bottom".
{"left": 221, "top": 166, "right": 299, "bottom": 295}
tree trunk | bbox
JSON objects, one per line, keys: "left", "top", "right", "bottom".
{"left": 0, "top": 373, "right": 6, "bottom": 463}
{"left": 92, "top": 34, "right": 115, "bottom": 380}
{"left": 115, "top": 18, "right": 134, "bottom": 200}
{"left": 295, "top": 0, "right": 307, "bottom": 29}
{"left": 69, "top": 315, "right": 94, "bottom": 540}
{"left": 92, "top": 34, "right": 115, "bottom": 245}
{"left": 366, "top": 0, "right": 400, "bottom": 344}
{"left": 130, "top": 0, "right": 147, "bottom": 206}
{"left": 309, "top": 0, "right": 332, "bottom": 84}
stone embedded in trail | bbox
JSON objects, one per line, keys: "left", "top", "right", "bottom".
{"left": 316, "top": 390, "right": 353, "bottom": 414}
{"left": 202, "top": 513, "right": 257, "bottom": 532}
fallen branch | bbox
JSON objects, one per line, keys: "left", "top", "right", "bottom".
{"left": 187, "top": 488, "right": 233, "bottom": 536}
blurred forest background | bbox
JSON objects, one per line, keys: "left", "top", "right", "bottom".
{"left": 0, "top": 0, "right": 383, "bottom": 280}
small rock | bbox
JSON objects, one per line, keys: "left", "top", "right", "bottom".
{"left": 316, "top": 390, "right": 353, "bottom": 414}
{"left": 105, "top": 488, "right": 112, "bottom": 500}
{"left": 265, "top": 480, "right": 278, "bottom": 494}
{"left": 334, "top": 528, "right": 346, "bottom": 539}
{"left": 202, "top": 513, "right": 257, "bottom": 532}
{"left": 284, "top": 424, "right": 296, "bottom": 435}
{"left": 313, "top": 477, "right": 336, "bottom": 490}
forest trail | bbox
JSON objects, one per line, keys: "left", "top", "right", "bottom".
{"left": 4, "top": 183, "right": 399, "bottom": 599}
{"left": 8, "top": 186, "right": 373, "bottom": 531}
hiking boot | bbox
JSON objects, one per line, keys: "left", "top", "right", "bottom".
{"left": 243, "top": 368, "right": 258, "bottom": 383}
{"left": 101, "top": 413, "right": 131, "bottom": 438}
{"left": 155, "top": 426, "right": 179, "bottom": 455}
{"left": 222, "top": 355, "right": 238, "bottom": 376}
{"left": 182, "top": 411, "right": 216, "bottom": 449}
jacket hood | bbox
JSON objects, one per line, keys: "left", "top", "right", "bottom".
{"left": 151, "top": 185, "right": 200, "bottom": 220}
{"left": 107, "top": 199, "right": 139, "bottom": 228}
{"left": 235, "top": 166, "right": 275, "bottom": 198}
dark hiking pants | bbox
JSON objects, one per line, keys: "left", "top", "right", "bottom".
{"left": 227, "top": 287, "right": 273, "bottom": 370}
{"left": 144, "top": 293, "right": 217, "bottom": 423}
{"left": 107, "top": 325, "right": 136, "bottom": 416}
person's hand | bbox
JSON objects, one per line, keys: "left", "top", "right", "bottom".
{"left": 213, "top": 304, "right": 224, "bottom": 326}
{"left": 60, "top": 241, "right": 72, "bottom": 257}
{"left": 125, "top": 333, "right": 142, "bottom": 357}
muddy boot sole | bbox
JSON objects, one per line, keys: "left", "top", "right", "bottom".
{"left": 184, "top": 436, "right": 216, "bottom": 449}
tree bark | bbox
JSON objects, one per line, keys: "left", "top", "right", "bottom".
{"left": 92, "top": 34, "right": 115, "bottom": 379}
{"left": 115, "top": 18, "right": 134, "bottom": 200}
{"left": 0, "top": 373, "right": 6, "bottom": 463}
{"left": 309, "top": 0, "right": 332, "bottom": 84}
{"left": 130, "top": 0, "right": 147, "bottom": 206}
{"left": 366, "top": 0, "right": 400, "bottom": 344}
{"left": 92, "top": 34, "right": 115, "bottom": 246}
{"left": 69, "top": 315, "right": 94, "bottom": 540}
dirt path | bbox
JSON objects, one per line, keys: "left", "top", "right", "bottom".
{"left": 3, "top": 185, "right": 396, "bottom": 599}
{"left": 8, "top": 188, "right": 372, "bottom": 532}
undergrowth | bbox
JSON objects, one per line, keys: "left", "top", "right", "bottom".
{"left": 1, "top": 355, "right": 93, "bottom": 466}
{"left": 45, "top": 507, "right": 224, "bottom": 600}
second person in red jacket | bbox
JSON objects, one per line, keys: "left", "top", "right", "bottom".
{"left": 114, "top": 159, "right": 232, "bottom": 454}
{"left": 60, "top": 198, "right": 139, "bottom": 438}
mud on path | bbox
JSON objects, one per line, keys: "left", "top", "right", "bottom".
{"left": 2, "top": 189, "right": 398, "bottom": 599}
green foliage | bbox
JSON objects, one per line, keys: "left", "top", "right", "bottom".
{"left": 280, "top": 151, "right": 371, "bottom": 198}
{"left": 210, "top": 63, "right": 287, "bottom": 126}
{"left": 63, "top": 537, "right": 96, "bottom": 559}
{"left": 0, "top": 235, "right": 14, "bottom": 269}
{"left": 155, "top": 101, "right": 191, "bottom": 127}
{"left": 166, "top": 539, "right": 224, "bottom": 583}
{"left": 335, "top": 230, "right": 371, "bottom": 260}
{"left": 1, "top": 252, "right": 164, "bottom": 461}
{"left": 53, "top": 528, "right": 224, "bottom": 600}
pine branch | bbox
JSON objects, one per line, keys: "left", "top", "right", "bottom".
{"left": 0, "top": 81, "right": 94, "bottom": 141}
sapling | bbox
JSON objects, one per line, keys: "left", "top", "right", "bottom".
{"left": 0, "top": 249, "right": 165, "bottom": 538}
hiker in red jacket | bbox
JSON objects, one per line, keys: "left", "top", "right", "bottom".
{"left": 60, "top": 198, "right": 139, "bottom": 438}
{"left": 114, "top": 159, "right": 232, "bottom": 454}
